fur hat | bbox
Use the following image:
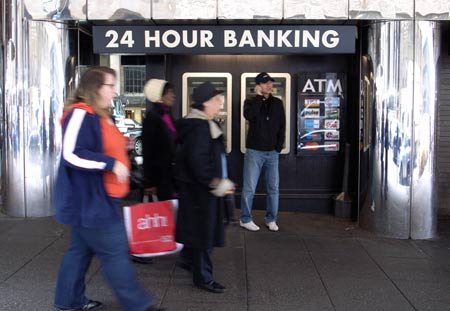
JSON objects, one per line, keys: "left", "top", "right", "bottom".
{"left": 143, "top": 79, "right": 168, "bottom": 103}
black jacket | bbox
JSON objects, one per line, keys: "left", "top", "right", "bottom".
{"left": 244, "top": 94, "right": 286, "bottom": 152}
{"left": 174, "top": 116, "right": 226, "bottom": 249}
{"left": 142, "top": 103, "right": 176, "bottom": 200}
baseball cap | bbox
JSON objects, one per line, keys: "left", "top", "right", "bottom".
{"left": 255, "top": 72, "right": 275, "bottom": 84}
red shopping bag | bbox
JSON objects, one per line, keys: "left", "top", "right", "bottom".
{"left": 123, "top": 200, "right": 176, "bottom": 254}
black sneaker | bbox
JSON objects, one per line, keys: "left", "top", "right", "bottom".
{"left": 57, "top": 300, "right": 104, "bottom": 310}
{"left": 195, "top": 280, "right": 226, "bottom": 293}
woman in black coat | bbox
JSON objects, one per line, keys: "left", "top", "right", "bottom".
{"left": 175, "top": 82, "right": 234, "bottom": 293}
{"left": 142, "top": 79, "right": 177, "bottom": 200}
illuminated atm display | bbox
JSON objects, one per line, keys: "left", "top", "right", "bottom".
{"left": 297, "top": 72, "right": 346, "bottom": 155}
{"left": 240, "top": 73, "right": 291, "bottom": 154}
{"left": 182, "top": 72, "right": 232, "bottom": 153}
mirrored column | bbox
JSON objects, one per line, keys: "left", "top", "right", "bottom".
{"left": 359, "top": 21, "right": 439, "bottom": 239}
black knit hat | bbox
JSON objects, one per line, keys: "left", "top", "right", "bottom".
{"left": 191, "top": 82, "right": 224, "bottom": 108}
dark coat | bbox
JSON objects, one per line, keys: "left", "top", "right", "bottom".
{"left": 142, "top": 103, "right": 176, "bottom": 200}
{"left": 244, "top": 94, "right": 286, "bottom": 152}
{"left": 174, "top": 117, "right": 226, "bottom": 249}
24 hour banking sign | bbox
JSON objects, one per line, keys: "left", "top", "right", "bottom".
{"left": 93, "top": 25, "right": 356, "bottom": 54}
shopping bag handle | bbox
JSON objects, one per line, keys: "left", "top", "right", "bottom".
{"left": 143, "top": 188, "right": 158, "bottom": 203}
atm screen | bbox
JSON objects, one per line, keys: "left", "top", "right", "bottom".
{"left": 182, "top": 73, "right": 232, "bottom": 153}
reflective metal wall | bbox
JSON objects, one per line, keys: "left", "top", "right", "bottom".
{"left": 88, "top": 0, "right": 150, "bottom": 20}
{"left": 359, "top": 21, "right": 439, "bottom": 239}
{"left": 349, "top": 0, "right": 413, "bottom": 19}
{"left": 22, "top": 1, "right": 450, "bottom": 21}
{"left": 4, "top": 0, "right": 27, "bottom": 216}
{"left": 0, "top": 4, "right": 3, "bottom": 205}
{"left": 411, "top": 22, "right": 440, "bottom": 239}
{"left": 23, "top": 21, "right": 68, "bottom": 217}
{"left": 3, "top": 0, "right": 68, "bottom": 216}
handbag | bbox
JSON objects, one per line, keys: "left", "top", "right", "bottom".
{"left": 224, "top": 193, "right": 237, "bottom": 224}
{"left": 128, "top": 150, "right": 145, "bottom": 190}
{"left": 123, "top": 199, "right": 178, "bottom": 255}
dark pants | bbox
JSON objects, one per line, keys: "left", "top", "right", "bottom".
{"left": 192, "top": 248, "right": 213, "bottom": 285}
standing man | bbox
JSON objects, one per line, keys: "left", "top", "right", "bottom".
{"left": 240, "top": 72, "right": 286, "bottom": 232}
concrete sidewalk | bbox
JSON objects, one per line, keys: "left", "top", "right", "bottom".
{"left": 1, "top": 210, "right": 450, "bottom": 311}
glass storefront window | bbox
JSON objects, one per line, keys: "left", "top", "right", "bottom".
{"left": 121, "top": 65, "right": 146, "bottom": 95}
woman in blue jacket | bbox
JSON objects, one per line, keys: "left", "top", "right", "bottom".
{"left": 53, "top": 67, "right": 160, "bottom": 311}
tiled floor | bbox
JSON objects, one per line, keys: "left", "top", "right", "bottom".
{"left": 1, "top": 210, "right": 450, "bottom": 311}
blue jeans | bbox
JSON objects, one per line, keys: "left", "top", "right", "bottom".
{"left": 54, "top": 222, "right": 153, "bottom": 311}
{"left": 240, "top": 148, "right": 279, "bottom": 224}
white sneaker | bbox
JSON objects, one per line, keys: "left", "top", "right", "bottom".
{"left": 240, "top": 220, "right": 260, "bottom": 232}
{"left": 265, "top": 221, "right": 279, "bottom": 232}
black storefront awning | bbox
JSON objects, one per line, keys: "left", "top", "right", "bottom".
{"left": 93, "top": 25, "right": 357, "bottom": 54}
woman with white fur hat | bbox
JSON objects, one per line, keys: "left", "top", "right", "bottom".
{"left": 142, "top": 79, "right": 177, "bottom": 201}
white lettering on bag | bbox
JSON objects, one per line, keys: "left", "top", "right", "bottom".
{"left": 137, "top": 214, "right": 168, "bottom": 230}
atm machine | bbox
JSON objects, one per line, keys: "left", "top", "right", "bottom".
{"left": 182, "top": 72, "right": 232, "bottom": 153}
{"left": 297, "top": 72, "right": 345, "bottom": 155}
{"left": 240, "top": 73, "right": 291, "bottom": 154}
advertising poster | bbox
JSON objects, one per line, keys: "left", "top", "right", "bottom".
{"left": 297, "top": 72, "right": 346, "bottom": 154}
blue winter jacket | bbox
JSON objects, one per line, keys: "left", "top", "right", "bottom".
{"left": 53, "top": 104, "right": 120, "bottom": 228}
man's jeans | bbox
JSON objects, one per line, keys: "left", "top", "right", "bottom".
{"left": 54, "top": 223, "right": 153, "bottom": 311}
{"left": 240, "top": 148, "right": 279, "bottom": 224}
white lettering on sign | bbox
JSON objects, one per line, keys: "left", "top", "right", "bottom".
{"left": 105, "top": 30, "right": 119, "bottom": 48}
{"left": 145, "top": 30, "right": 160, "bottom": 48}
{"left": 145, "top": 30, "right": 213, "bottom": 48}
{"left": 302, "top": 79, "right": 343, "bottom": 93}
{"left": 303, "top": 30, "right": 320, "bottom": 48}
{"left": 277, "top": 30, "right": 292, "bottom": 47}
{"left": 323, "top": 30, "right": 339, "bottom": 48}
{"left": 102, "top": 28, "right": 345, "bottom": 51}
{"left": 258, "top": 30, "right": 274, "bottom": 47}
{"left": 224, "top": 29, "right": 339, "bottom": 49}
{"left": 224, "top": 30, "right": 237, "bottom": 47}
{"left": 105, "top": 30, "right": 135, "bottom": 48}
{"left": 120, "top": 31, "right": 135, "bottom": 47}
{"left": 239, "top": 30, "right": 256, "bottom": 47}
{"left": 200, "top": 30, "right": 214, "bottom": 47}
{"left": 137, "top": 214, "right": 168, "bottom": 230}
{"left": 162, "top": 30, "right": 180, "bottom": 48}
{"left": 183, "top": 30, "right": 197, "bottom": 48}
